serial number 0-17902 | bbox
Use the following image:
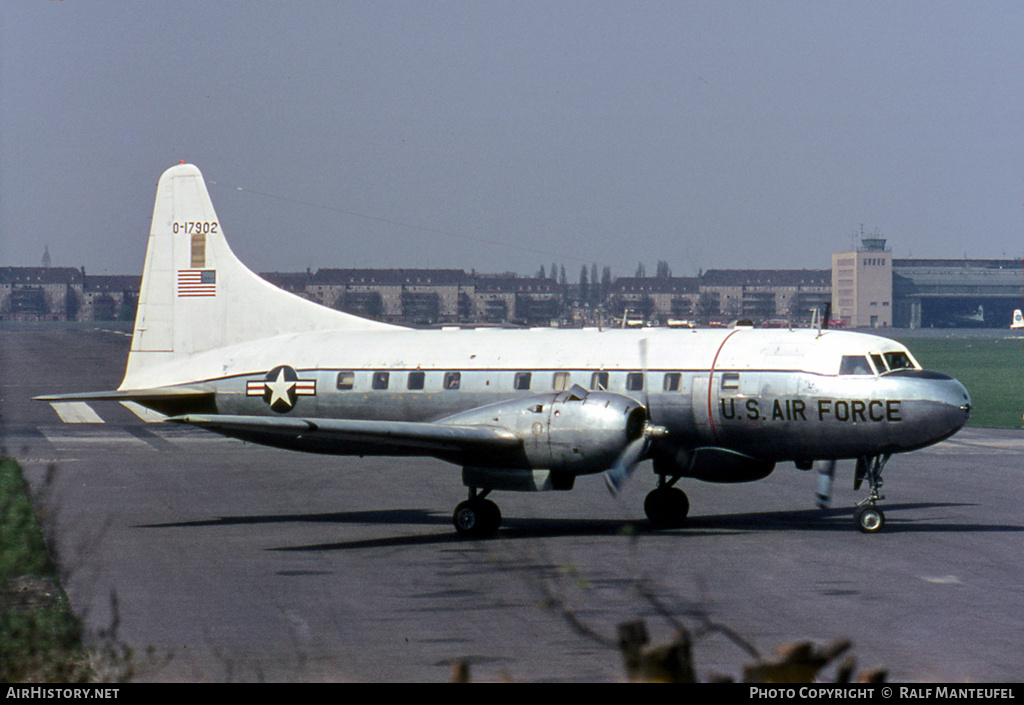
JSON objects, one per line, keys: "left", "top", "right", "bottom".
{"left": 173, "top": 221, "right": 218, "bottom": 234}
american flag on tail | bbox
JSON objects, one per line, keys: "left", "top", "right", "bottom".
{"left": 177, "top": 269, "right": 217, "bottom": 297}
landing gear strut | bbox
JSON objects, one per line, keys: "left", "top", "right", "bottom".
{"left": 853, "top": 454, "right": 890, "bottom": 533}
{"left": 453, "top": 488, "right": 501, "bottom": 538}
{"left": 644, "top": 476, "right": 689, "bottom": 529}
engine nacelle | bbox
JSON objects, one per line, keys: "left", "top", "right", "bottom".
{"left": 653, "top": 445, "right": 775, "bottom": 484}
{"left": 462, "top": 466, "right": 576, "bottom": 493}
{"left": 439, "top": 385, "right": 647, "bottom": 478}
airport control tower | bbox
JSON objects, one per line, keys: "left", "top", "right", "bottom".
{"left": 832, "top": 236, "right": 893, "bottom": 328}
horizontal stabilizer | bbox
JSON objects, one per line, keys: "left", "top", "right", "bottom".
{"left": 35, "top": 389, "right": 216, "bottom": 417}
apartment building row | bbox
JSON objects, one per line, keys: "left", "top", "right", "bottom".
{"left": 4, "top": 253, "right": 1016, "bottom": 328}
{"left": 264, "top": 267, "right": 833, "bottom": 327}
{"left": 0, "top": 268, "right": 140, "bottom": 322}
{"left": 0, "top": 265, "right": 832, "bottom": 326}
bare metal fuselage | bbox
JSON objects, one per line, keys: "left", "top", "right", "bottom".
{"left": 162, "top": 325, "right": 969, "bottom": 473}
{"left": 38, "top": 164, "right": 972, "bottom": 534}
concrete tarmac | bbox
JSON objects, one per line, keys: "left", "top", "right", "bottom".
{"left": 2, "top": 326, "right": 1022, "bottom": 682}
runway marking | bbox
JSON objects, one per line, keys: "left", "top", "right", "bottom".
{"left": 926, "top": 436, "right": 1024, "bottom": 455}
{"left": 33, "top": 425, "right": 241, "bottom": 452}
{"left": 920, "top": 575, "right": 963, "bottom": 585}
{"left": 95, "top": 327, "right": 133, "bottom": 338}
{"left": 39, "top": 427, "right": 152, "bottom": 449}
{"left": 49, "top": 402, "right": 104, "bottom": 424}
{"left": 121, "top": 401, "right": 167, "bottom": 423}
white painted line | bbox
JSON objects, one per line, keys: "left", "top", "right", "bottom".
{"left": 50, "top": 402, "right": 105, "bottom": 424}
{"left": 120, "top": 401, "right": 168, "bottom": 423}
{"left": 39, "top": 429, "right": 151, "bottom": 449}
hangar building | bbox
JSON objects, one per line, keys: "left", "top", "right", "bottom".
{"left": 892, "top": 258, "right": 1021, "bottom": 328}
{"left": 832, "top": 238, "right": 1021, "bottom": 328}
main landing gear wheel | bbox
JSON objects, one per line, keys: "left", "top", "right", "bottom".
{"left": 855, "top": 505, "right": 885, "bottom": 534}
{"left": 453, "top": 497, "right": 501, "bottom": 538}
{"left": 644, "top": 487, "right": 689, "bottom": 529}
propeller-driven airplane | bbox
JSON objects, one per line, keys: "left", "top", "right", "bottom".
{"left": 37, "top": 164, "right": 972, "bottom": 536}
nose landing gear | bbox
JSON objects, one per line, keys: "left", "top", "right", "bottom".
{"left": 854, "top": 504, "right": 885, "bottom": 533}
{"left": 853, "top": 454, "right": 890, "bottom": 533}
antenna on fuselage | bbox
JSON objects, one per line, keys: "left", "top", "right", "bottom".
{"left": 815, "top": 303, "right": 831, "bottom": 338}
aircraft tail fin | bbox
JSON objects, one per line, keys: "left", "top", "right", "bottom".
{"left": 121, "top": 163, "right": 396, "bottom": 390}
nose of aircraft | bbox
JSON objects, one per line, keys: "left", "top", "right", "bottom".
{"left": 935, "top": 373, "right": 971, "bottom": 430}
{"left": 892, "top": 369, "right": 971, "bottom": 446}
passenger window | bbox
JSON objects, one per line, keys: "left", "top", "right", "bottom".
{"left": 336, "top": 371, "right": 355, "bottom": 390}
{"left": 720, "top": 372, "right": 740, "bottom": 389}
{"left": 514, "top": 372, "right": 532, "bottom": 390}
{"left": 663, "top": 372, "right": 681, "bottom": 392}
{"left": 552, "top": 372, "right": 571, "bottom": 391}
{"left": 626, "top": 372, "right": 644, "bottom": 392}
{"left": 590, "top": 371, "right": 609, "bottom": 391}
{"left": 372, "top": 371, "right": 390, "bottom": 390}
{"left": 884, "top": 351, "right": 914, "bottom": 370}
{"left": 407, "top": 370, "right": 425, "bottom": 390}
{"left": 444, "top": 371, "right": 461, "bottom": 390}
{"left": 839, "top": 355, "right": 872, "bottom": 375}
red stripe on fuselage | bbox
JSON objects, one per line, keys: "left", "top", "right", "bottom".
{"left": 706, "top": 329, "right": 742, "bottom": 444}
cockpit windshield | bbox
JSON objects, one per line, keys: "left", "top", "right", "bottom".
{"left": 884, "top": 351, "right": 915, "bottom": 370}
{"left": 839, "top": 349, "right": 918, "bottom": 376}
{"left": 870, "top": 353, "right": 887, "bottom": 372}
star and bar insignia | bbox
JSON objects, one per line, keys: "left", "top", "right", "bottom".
{"left": 246, "top": 365, "right": 316, "bottom": 413}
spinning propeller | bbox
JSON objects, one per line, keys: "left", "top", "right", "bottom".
{"left": 605, "top": 337, "right": 667, "bottom": 495}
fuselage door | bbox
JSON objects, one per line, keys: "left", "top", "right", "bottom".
{"left": 691, "top": 373, "right": 713, "bottom": 442}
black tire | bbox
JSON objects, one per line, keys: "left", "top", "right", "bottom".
{"left": 644, "top": 487, "right": 689, "bottom": 529}
{"left": 855, "top": 506, "right": 885, "bottom": 533}
{"left": 453, "top": 498, "right": 501, "bottom": 537}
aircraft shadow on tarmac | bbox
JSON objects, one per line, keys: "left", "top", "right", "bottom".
{"left": 137, "top": 501, "right": 1023, "bottom": 552}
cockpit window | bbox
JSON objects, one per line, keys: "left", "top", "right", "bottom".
{"left": 839, "top": 355, "right": 873, "bottom": 375}
{"left": 870, "top": 354, "right": 887, "bottom": 373}
{"left": 884, "top": 351, "right": 914, "bottom": 370}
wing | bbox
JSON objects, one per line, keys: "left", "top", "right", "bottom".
{"left": 167, "top": 414, "right": 522, "bottom": 460}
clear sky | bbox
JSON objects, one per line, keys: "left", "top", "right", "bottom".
{"left": 2, "top": 1, "right": 1021, "bottom": 278}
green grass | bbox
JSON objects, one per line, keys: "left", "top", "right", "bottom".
{"left": 0, "top": 458, "right": 92, "bottom": 682}
{"left": 893, "top": 336, "right": 1024, "bottom": 430}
